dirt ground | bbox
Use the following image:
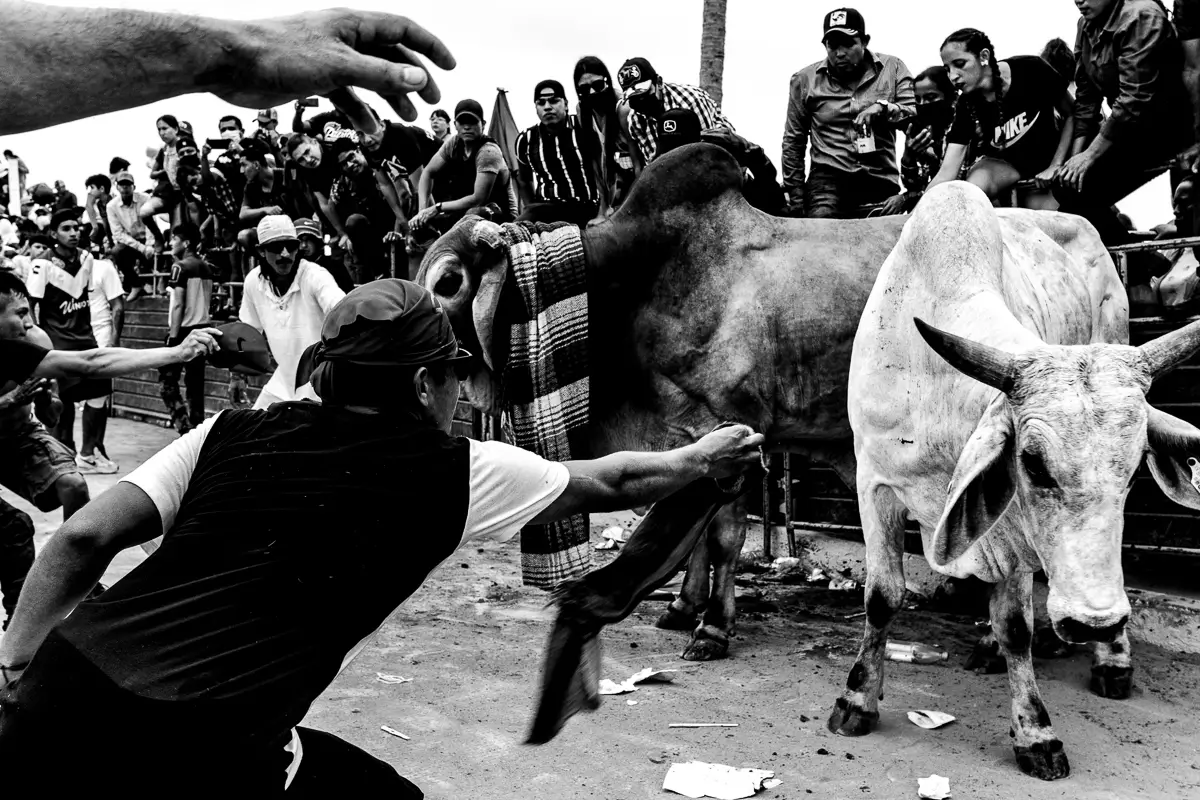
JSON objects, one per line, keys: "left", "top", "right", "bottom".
{"left": 5, "top": 419, "right": 1200, "bottom": 799}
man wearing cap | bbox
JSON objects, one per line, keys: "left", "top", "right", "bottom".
{"left": 250, "top": 107, "right": 285, "bottom": 163}
{"left": 329, "top": 136, "right": 408, "bottom": 282}
{"left": 160, "top": 222, "right": 213, "bottom": 434}
{"left": 656, "top": 109, "right": 786, "bottom": 215}
{"left": 616, "top": 56, "right": 733, "bottom": 177}
{"left": 26, "top": 209, "right": 111, "bottom": 453}
{"left": 294, "top": 216, "right": 356, "bottom": 293}
{"left": 514, "top": 79, "right": 605, "bottom": 225}
{"left": 106, "top": 171, "right": 154, "bottom": 299}
{"left": 239, "top": 215, "right": 345, "bottom": 409}
{"left": 782, "top": 8, "right": 915, "bottom": 219}
{"left": 414, "top": 98, "right": 519, "bottom": 232}
{"left": 0, "top": 278, "right": 765, "bottom": 793}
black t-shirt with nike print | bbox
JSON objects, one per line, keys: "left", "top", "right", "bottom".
{"left": 947, "top": 55, "right": 1066, "bottom": 178}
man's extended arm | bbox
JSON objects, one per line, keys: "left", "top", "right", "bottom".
{"left": 0, "top": 1, "right": 455, "bottom": 134}
{"left": 33, "top": 330, "right": 220, "bottom": 379}
{"left": 532, "top": 424, "right": 763, "bottom": 524}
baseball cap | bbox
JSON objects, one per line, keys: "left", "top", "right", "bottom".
{"left": 656, "top": 108, "right": 703, "bottom": 155}
{"left": 534, "top": 79, "right": 566, "bottom": 101}
{"left": 329, "top": 136, "right": 361, "bottom": 158}
{"left": 617, "top": 58, "right": 659, "bottom": 92}
{"left": 114, "top": 171, "right": 135, "bottom": 185}
{"left": 292, "top": 217, "right": 323, "bottom": 241}
{"left": 257, "top": 108, "right": 279, "bottom": 124}
{"left": 294, "top": 279, "right": 473, "bottom": 389}
{"left": 454, "top": 99, "right": 485, "bottom": 123}
{"left": 207, "top": 321, "right": 271, "bottom": 375}
{"left": 822, "top": 7, "right": 866, "bottom": 41}
{"left": 256, "top": 215, "right": 297, "bottom": 246}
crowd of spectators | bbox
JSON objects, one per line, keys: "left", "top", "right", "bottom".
{"left": 2, "top": 1, "right": 1200, "bottom": 425}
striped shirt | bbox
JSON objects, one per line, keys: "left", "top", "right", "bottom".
{"left": 515, "top": 116, "right": 600, "bottom": 204}
{"left": 622, "top": 82, "right": 732, "bottom": 164}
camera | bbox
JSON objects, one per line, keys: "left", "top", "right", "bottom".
{"left": 205, "top": 138, "right": 231, "bottom": 150}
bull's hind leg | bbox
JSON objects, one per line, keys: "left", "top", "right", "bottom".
{"left": 656, "top": 535, "right": 709, "bottom": 631}
{"left": 828, "top": 484, "right": 906, "bottom": 736}
{"left": 1090, "top": 629, "right": 1133, "bottom": 699}
{"left": 681, "top": 497, "right": 748, "bottom": 661}
{"left": 992, "top": 572, "right": 1070, "bottom": 780}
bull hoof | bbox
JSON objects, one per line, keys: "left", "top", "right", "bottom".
{"left": 826, "top": 696, "right": 878, "bottom": 737}
{"left": 656, "top": 606, "right": 698, "bottom": 631}
{"left": 1013, "top": 740, "right": 1070, "bottom": 781}
{"left": 1089, "top": 665, "right": 1133, "bottom": 700}
{"left": 681, "top": 630, "right": 729, "bottom": 661}
{"left": 964, "top": 635, "right": 1007, "bottom": 674}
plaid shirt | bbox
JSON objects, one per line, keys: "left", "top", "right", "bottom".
{"left": 1074, "top": 0, "right": 1188, "bottom": 144}
{"left": 195, "top": 169, "right": 239, "bottom": 226}
{"left": 623, "top": 82, "right": 731, "bottom": 164}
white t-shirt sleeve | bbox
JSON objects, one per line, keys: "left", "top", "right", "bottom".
{"left": 25, "top": 260, "right": 46, "bottom": 299}
{"left": 461, "top": 439, "right": 570, "bottom": 546}
{"left": 120, "top": 413, "right": 222, "bottom": 533}
{"left": 96, "top": 260, "right": 124, "bottom": 302}
{"left": 239, "top": 278, "right": 262, "bottom": 331}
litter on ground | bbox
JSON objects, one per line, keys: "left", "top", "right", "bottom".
{"left": 662, "top": 760, "right": 779, "bottom": 799}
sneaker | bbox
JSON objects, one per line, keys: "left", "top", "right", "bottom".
{"left": 94, "top": 453, "right": 120, "bottom": 473}
{"left": 75, "top": 453, "right": 118, "bottom": 474}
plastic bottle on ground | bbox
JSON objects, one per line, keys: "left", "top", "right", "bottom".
{"left": 885, "top": 640, "right": 948, "bottom": 664}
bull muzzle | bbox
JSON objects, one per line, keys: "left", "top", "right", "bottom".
{"left": 1047, "top": 588, "right": 1131, "bottom": 644}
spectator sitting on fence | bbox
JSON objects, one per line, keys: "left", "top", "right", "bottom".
{"left": 574, "top": 55, "right": 635, "bottom": 213}
{"left": 357, "top": 109, "right": 439, "bottom": 212}
{"left": 250, "top": 108, "right": 286, "bottom": 164}
{"left": 239, "top": 215, "right": 344, "bottom": 409}
{"left": 161, "top": 222, "right": 213, "bottom": 435}
{"left": 617, "top": 56, "right": 732, "bottom": 178}
{"left": 106, "top": 170, "right": 155, "bottom": 302}
{"left": 1052, "top": 0, "right": 1192, "bottom": 245}
{"left": 293, "top": 216, "right": 355, "bottom": 293}
{"left": 84, "top": 174, "right": 112, "bottom": 253}
{"left": 429, "top": 108, "right": 450, "bottom": 142}
{"left": 413, "top": 99, "right": 519, "bottom": 235}
{"left": 899, "top": 67, "right": 957, "bottom": 211}
{"left": 927, "top": 28, "right": 1074, "bottom": 208}
{"left": 328, "top": 137, "right": 407, "bottom": 283}
{"left": 203, "top": 114, "right": 247, "bottom": 199}
{"left": 654, "top": 108, "right": 786, "bottom": 215}
{"left": 140, "top": 114, "right": 185, "bottom": 251}
{"left": 238, "top": 138, "right": 306, "bottom": 256}
{"left": 515, "top": 79, "right": 605, "bottom": 226}
{"left": 177, "top": 155, "right": 239, "bottom": 252}
{"left": 285, "top": 131, "right": 353, "bottom": 260}
{"left": 52, "top": 180, "right": 78, "bottom": 213}
{"left": 107, "top": 157, "right": 130, "bottom": 185}
{"left": 781, "top": 8, "right": 915, "bottom": 219}
{"left": 77, "top": 253, "right": 125, "bottom": 474}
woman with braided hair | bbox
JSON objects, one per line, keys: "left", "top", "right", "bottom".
{"left": 927, "top": 28, "right": 1075, "bottom": 203}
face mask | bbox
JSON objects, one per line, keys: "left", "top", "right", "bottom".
{"left": 588, "top": 91, "right": 617, "bottom": 114}
{"left": 916, "top": 99, "right": 954, "bottom": 129}
{"left": 627, "top": 91, "right": 662, "bottom": 118}
{"left": 220, "top": 129, "right": 242, "bottom": 142}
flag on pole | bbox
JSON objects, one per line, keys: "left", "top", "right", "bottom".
{"left": 488, "top": 88, "right": 522, "bottom": 181}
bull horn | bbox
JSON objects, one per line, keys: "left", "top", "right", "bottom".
{"left": 469, "top": 219, "right": 506, "bottom": 251}
{"left": 1138, "top": 317, "right": 1200, "bottom": 381}
{"left": 914, "top": 317, "right": 1016, "bottom": 393}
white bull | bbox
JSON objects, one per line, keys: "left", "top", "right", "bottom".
{"left": 830, "top": 182, "right": 1200, "bottom": 780}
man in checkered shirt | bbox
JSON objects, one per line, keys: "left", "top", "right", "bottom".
{"left": 616, "top": 56, "right": 733, "bottom": 177}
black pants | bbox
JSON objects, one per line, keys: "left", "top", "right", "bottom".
{"left": 803, "top": 164, "right": 898, "bottom": 219}
{"left": 160, "top": 327, "right": 208, "bottom": 434}
{"left": 344, "top": 213, "right": 388, "bottom": 284}
{"left": 111, "top": 241, "right": 147, "bottom": 293}
{"left": 0, "top": 499, "right": 34, "bottom": 627}
{"left": 0, "top": 631, "right": 422, "bottom": 796}
{"left": 517, "top": 200, "right": 598, "bottom": 226}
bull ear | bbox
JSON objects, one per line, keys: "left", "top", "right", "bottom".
{"left": 470, "top": 220, "right": 508, "bottom": 371}
{"left": 1145, "top": 406, "right": 1200, "bottom": 511}
{"left": 930, "top": 395, "right": 1018, "bottom": 569}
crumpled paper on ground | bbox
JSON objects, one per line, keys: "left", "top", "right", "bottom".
{"left": 917, "top": 774, "right": 951, "bottom": 799}
{"left": 907, "top": 710, "right": 956, "bottom": 729}
{"left": 663, "top": 761, "right": 780, "bottom": 799}
{"left": 598, "top": 667, "right": 677, "bottom": 695}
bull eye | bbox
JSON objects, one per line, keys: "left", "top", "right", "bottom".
{"left": 1020, "top": 449, "right": 1057, "bottom": 490}
{"left": 433, "top": 269, "right": 464, "bottom": 298}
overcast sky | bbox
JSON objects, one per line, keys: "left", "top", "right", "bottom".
{"left": 0, "top": 0, "right": 1175, "bottom": 227}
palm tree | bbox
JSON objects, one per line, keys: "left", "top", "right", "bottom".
{"left": 699, "top": 0, "right": 727, "bottom": 107}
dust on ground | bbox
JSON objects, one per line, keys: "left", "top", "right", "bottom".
{"left": 5, "top": 420, "right": 1200, "bottom": 799}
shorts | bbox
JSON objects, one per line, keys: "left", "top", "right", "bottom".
{"left": 0, "top": 421, "right": 79, "bottom": 511}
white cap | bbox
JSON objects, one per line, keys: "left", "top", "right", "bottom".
{"left": 256, "top": 215, "right": 297, "bottom": 245}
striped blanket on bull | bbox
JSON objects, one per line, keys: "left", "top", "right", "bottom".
{"left": 499, "top": 221, "right": 594, "bottom": 589}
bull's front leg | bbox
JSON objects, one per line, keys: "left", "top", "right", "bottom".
{"left": 1090, "top": 629, "right": 1133, "bottom": 699}
{"left": 656, "top": 529, "right": 709, "bottom": 632}
{"left": 828, "top": 484, "right": 907, "bottom": 736}
{"left": 992, "top": 572, "right": 1071, "bottom": 780}
{"left": 681, "top": 496, "right": 747, "bottom": 661}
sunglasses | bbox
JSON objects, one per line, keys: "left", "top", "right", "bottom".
{"left": 262, "top": 239, "right": 298, "bottom": 254}
{"left": 577, "top": 79, "right": 608, "bottom": 96}
{"left": 534, "top": 95, "right": 564, "bottom": 106}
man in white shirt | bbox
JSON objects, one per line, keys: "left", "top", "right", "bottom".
{"left": 239, "top": 215, "right": 344, "bottom": 409}
{"left": 105, "top": 171, "right": 155, "bottom": 301}
{"left": 76, "top": 257, "right": 125, "bottom": 474}
{"left": 0, "top": 280, "right": 764, "bottom": 795}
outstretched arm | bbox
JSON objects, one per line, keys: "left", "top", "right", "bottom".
{"left": 0, "top": 1, "right": 455, "bottom": 134}
{"left": 34, "top": 328, "right": 221, "bottom": 379}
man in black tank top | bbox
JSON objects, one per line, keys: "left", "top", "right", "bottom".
{"left": 0, "top": 279, "right": 764, "bottom": 795}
